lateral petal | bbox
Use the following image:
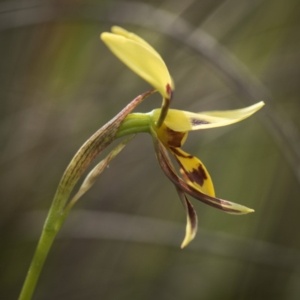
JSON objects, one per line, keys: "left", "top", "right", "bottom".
{"left": 176, "top": 187, "right": 198, "bottom": 248}
{"left": 170, "top": 147, "right": 215, "bottom": 197}
{"left": 151, "top": 102, "right": 264, "bottom": 132}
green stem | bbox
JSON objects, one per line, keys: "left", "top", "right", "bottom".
{"left": 18, "top": 111, "right": 152, "bottom": 300}
{"left": 18, "top": 214, "right": 61, "bottom": 300}
{"left": 115, "top": 113, "right": 151, "bottom": 138}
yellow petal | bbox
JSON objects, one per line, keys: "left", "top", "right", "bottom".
{"left": 101, "top": 28, "right": 173, "bottom": 99}
{"left": 170, "top": 147, "right": 215, "bottom": 197}
{"left": 151, "top": 102, "right": 265, "bottom": 132}
{"left": 153, "top": 123, "right": 188, "bottom": 148}
{"left": 150, "top": 108, "right": 190, "bottom": 131}
{"left": 111, "top": 26, "right": 160, "bottom": 58}
{"left": 176, "top": 187, "right": 198, "bottom": 248}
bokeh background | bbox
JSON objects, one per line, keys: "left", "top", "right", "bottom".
{"left": 1, "top": 0, "right": 300, "bottom": 299}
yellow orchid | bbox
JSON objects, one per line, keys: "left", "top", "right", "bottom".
{"left": 19, "top": 27, "right": 266, "bottom": 300}
{"left": 102, "top": 26, "right": 265, "bottom": 248}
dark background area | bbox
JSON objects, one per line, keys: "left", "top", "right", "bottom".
{"left": 1, "top": 0, "right": 300, "bottom": 299}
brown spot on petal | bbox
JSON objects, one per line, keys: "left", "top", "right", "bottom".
{"left": 188, "top": 164, "right": 208, "bottom": 187}
{"left": 172, "top": 152, "right": 208, "bottom": 187}
{"left": 190, "top": 118, "right": 210, "bottom": 126}
{"left": 166, "top": 83, "right": 172, "bottom": 98}
{"left": 166, "top": 127, "right": 186, "bottom": 147}
{"left": 178, "top": 163, "right": 207, "bottom": 187}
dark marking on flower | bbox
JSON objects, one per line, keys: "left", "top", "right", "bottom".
{"left": 190, "top": 118, "right": 210, "bottom": 126}
{"left": 172, "top": 152, "right": 207, "bottom": 187}
{"left": 166, "top": 127, "right": 186, "bottom": 147}
{"left": 187, "top": 200, "right": 197, "bottom": 229}
{"left": 166, "top": 83, "right": 172, "bottom": 98}
{"left": 188, "top": 164, "right": 208, "bottom": 187}
{"left": 170, "top": 147, "right": 193, "bottom": 158}
{"left": 178, "top": 190, "right": 197, "bottom": 233}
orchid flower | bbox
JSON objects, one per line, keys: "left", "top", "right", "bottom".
{"left": 101, "top": 27, "right": 264, "bottom": 248}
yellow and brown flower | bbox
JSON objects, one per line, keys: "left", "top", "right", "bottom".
{"left": 101, "top": 26, "right": 264, "bottom": 248}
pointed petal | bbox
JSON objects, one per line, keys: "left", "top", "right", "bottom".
{"left": 111, "top": 26, "right": 160, "bottom": 58}
{"left": 152, "top": 132, "right": 254, "bottom": 215}
{"left": 176, "top": 187, "right": 198, "bottom": 248}
{"left": 153, "top": 102, "right": 264, "bottom": 132}
{"left": 170, "top": 147, "right": 215, "bottom": 197}
{"left": 101, "top": 28, "right": 173, "bottom": 100}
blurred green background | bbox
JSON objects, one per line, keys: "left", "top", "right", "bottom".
{"left": 1, "top": 0, "right": 300, "bottom": 299}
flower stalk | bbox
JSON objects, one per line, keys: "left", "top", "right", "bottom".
{"left": 18, "top": 90, "right": 154, "bottom": 300}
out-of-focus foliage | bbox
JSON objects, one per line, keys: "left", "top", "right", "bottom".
{"left": 1, "top": 0, "right": 300, "bottom": 299}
